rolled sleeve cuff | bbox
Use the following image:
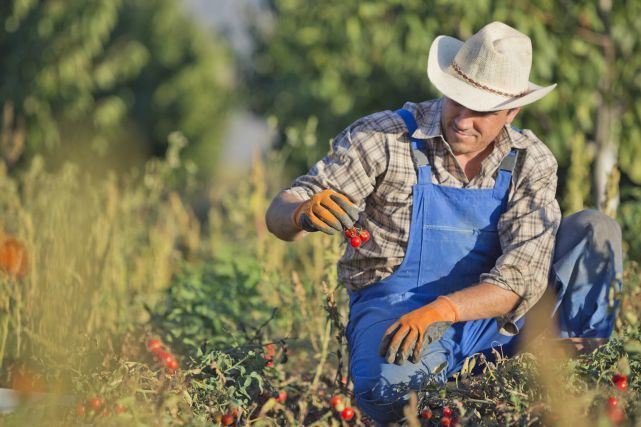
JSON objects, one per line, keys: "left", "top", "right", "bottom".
{"left": 284, "top": 186, "right": 314, "bottom": 201}
{"left": 480, "top": 273, "right": 530, "bottom": 336}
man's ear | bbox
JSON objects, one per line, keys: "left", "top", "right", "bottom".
{"left": 506, "top": 107, "right": 521, "bottom": 125}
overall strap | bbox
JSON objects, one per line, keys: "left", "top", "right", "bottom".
{"left": 493, "top": 148, "right": 519, "bottom": 206}
{"left": 395, "top": 109, "right": 432, "bottom": 184}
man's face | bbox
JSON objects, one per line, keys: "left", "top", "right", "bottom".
{"left": 440, "top": 97, "right": 520, "bottom": 156}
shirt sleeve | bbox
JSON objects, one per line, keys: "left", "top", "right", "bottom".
{"left": 480, "top": 145, "right": 562, "bottom": 334}
{"left": 284, "top": 112, "right": 392, "bottom": 208}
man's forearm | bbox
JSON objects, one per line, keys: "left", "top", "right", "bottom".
{"left": 447, "top": 283, "right": 521, "bottom": 321}
{"left": 265, "top": 190, "right": 307, "bottom": 241}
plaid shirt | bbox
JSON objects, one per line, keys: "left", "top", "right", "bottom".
{"left": 286, "top": 98, "right": 561, "bottom": 334}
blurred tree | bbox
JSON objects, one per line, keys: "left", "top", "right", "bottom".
{"left": 249, "top": 0, "right": 641, "bottom": 217}
{"left": 0, "top": 0, "right": 234, "bottom": 178}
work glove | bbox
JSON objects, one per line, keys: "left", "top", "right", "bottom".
{"left": 379, "top": 296, "right": 460, "bottom": 365}
{"left": 292, "top": 189, "right": 359, "bottom": 234}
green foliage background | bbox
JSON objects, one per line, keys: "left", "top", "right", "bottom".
{"left": 248, "top": 0, "right": 641, "bottom": 259}
{"left": 0, "top": 0, "right": 234, "bottom": 178}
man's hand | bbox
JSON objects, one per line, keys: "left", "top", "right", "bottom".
{"left": 379, "top": 296, "right": 460, "bottom": 365}
{"left": 292, "top": 189, "right": 359, "bottom": 234}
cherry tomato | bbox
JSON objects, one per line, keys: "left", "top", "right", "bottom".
{"left": 277, "top": 391, "right": 287, "bottom": 403}
{"left": 443, "top": 406, "right": 453, "bottom": 417}
{"left": 265, "top": 360, "right": 274, "bottom": 367}
{"left": 147, "top": 339, "right": 163, "bottom": 353}
{"left": 359, "top": 230, "right": 370, "bottom": 242}
{"left": 350, "top": 237, "right": 362, "bottom": 247}
{"left": 330, "top": 395, "right": 343, "bottom": 408}
{"left": 89, "top": 398, "right": 103, "bottom": 412}
{"left": 76, "top": 403, "right": 86, "bottom": 416}
{"left": 341, "top": 407, "right": 355, "bottom": 421}
{"left": 166, "top": 358, "right": 179, "bottom": 371}
{"left": 440, "top": 416, "right": 451, "bottom": 426}
{"left": 421, "top": 409, "right": 433, "bottom": 419}
{"left": 114, "top": 404, "right": 126, "bottom": 414}
{"left": 100, "top": 409, "right": 109, "bottom": 417}
{"left": 608, "top": 396, "right": 618, "bottom": 408}
{"left": 221, "top": 413, "right": 235, "bottom": 426}
{"left": 158, "top": 351, "right": 174, "bottom": 363}
{"left": 616, "top": 379, "right": 628, "bottom": 391}
{"left": 608, "top": 406, "right": 625, "bottom": 424}
{"left": 612, "top": 374, "right": 627, "bottom": 384}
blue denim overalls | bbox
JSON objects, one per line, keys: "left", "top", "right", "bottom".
{"left": 346, "top": 109, "right": 622, "bottom": 424}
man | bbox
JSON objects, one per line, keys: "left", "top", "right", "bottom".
{"left": 265, "top": 21, "right": 622, "bottom": 424}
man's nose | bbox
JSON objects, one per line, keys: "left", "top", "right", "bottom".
{"left": 454, "top": 107, "right": 475, "bottom": 129}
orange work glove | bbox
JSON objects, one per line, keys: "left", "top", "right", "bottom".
{"left": 292, "top": 189, "right": 359, "bottom": 234}
{"left": 379, "top": 296, "right": 460, "bottom": 365}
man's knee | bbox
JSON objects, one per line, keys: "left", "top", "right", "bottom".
{"left": 563, "top": 209, "right": 620, "bottom": 241}
{"left": 557, "top": 209, "right": 622, "bottom": 256}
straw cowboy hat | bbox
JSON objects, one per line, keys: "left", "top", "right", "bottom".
{"left": 427, "top": 21, "right": 556, "bottom": 112}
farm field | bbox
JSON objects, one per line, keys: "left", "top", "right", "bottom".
{"left": 2, "top": 1, "right": 641, "bottom": 426}
{"left": 0, "top": 147, "right": 639, "bottom": 426}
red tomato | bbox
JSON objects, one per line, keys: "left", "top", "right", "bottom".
{"left": 277, "top": 391, "right": 287, "bottom": 403}
{"left": 349, "top": 237, "right": 362, "bottom": 247}
{"left": 221, "top": 413, "right": 235, "bottom": 426}
{"left": 608, "top": 406, "right": 625, "bottom": 424}
{"left": 616, "top": 379, "right": 628, "bottom": 391}
{"left": 421, "top": 409, "right": 433, "bottom": 419}
{"left": 147, "top": 339, "right": 163, "bottom": 353}
{"left": 341, "top": 407, "right": 355, "bottom": 421}
{"left": 264, "top": 343, "right": 276, "bottom": 359}
{"left": 166, "top": 358, "right": 179, "bottom": 370}
{"left": 440, "top": 416, "right": 451, "bottom": 426}
{"left": 114, "top": 404, "right": 126, "bottom": 414}
{"left": 612, "top": 374, "right": 627, "bottom": 384}
{"left": 265, "top": 360, "right": 274, "bottom": 367}
{"left": 330, "top": 395, "right": 343, "bottom": 408}
{"left": 443, "top": 406, "right": 453, "bottom": 417}
{"left": 158, "top": 351, "right": 174, "bottom": 363}
{"left": 89, "top": 398, "right": 103, "bottom": 412}
{"left": 100, "top": 409, "right": 109, "bottom": 417}
{"left": 359, "top": 230, "right": 370, "bottom": 242}
{"left": 0, "top": 237, "right": 29, "bottom": 279}
{"left": 607, "top": 396, "right": 618, "bottom": 408}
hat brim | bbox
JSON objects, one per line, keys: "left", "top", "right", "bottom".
{"left": 427, "top": 35, "right": 556, "bottom": 112}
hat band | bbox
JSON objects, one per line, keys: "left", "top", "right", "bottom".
{"left": 450, "top": 61, "right": 528, "bottom": 98}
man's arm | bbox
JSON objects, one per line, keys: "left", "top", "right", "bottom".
{"left": 379, "top": 282, "right": 520, "bottom": 364}
{"left": 265, "top": 190, "right": 306, "bottom": 242}
{"left": 447, "top": 282, "right": 520, "bottom": 320}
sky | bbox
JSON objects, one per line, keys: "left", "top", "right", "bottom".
{"left": 183, "top": 0, "right": 271, "bottom": 169}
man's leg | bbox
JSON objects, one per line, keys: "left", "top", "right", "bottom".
{"left": 347, "top": 304, "right": 449, "bottom": 425}
{"left": 551, "top": 209, "right": 623, "bottom": 341}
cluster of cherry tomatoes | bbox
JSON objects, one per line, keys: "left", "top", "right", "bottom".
{"left": 147, "top": 338, "right": 179, "bottom": 372}
{"left": 330, "top": 394, "right": 356, "bottom": 421}
{"left": 75, "top": 397, "right": 126, "bottom": 418}
{"left": 420, "top": 405, "right": 458, "bottom": 426}
{"left": 607, "top": 373, "right": 631, "bottom": 424}
{"left": 344, "top": 227, "right": 370, "bottom": 248}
